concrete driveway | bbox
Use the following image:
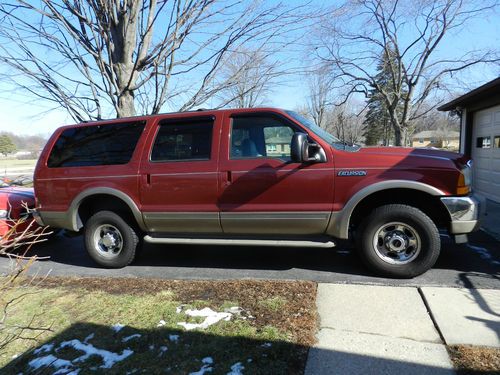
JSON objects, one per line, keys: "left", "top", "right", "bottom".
{"left": 2, "top": 229, "right": 499, "bottom": 289}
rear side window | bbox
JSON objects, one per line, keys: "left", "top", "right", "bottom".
{"left": 150, "top": 120, "right": 213, "bottom": 162}
{"left": 47, "top": 121, "right": 145, "bottom": 168}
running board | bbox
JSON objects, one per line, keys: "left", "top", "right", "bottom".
{"left": 143, "top": 235, "right": 335, "bottom": 248}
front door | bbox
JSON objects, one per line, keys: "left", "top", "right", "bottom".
{"left": 140, "top": 114, "right": 222, "bottom": 233}
{"left": 218, "top": 112, "right": 335, "bottom": 235}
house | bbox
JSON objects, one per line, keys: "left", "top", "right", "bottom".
{"left": 438, "top": 77, "right": 500, "bottom": 203}
{"left": 265, "top": 136, "right": 290, "bottom": 157}
{"left": 411, "top": 130, "right": 460, "bottom": 150}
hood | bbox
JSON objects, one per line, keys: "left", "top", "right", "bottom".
{"left": 359, "top": 147, "right": 467, "bottom": 164}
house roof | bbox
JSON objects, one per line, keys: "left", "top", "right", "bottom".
{"left": 412, "top": 130, "right": 460, "bottom": 139}
{"left": 437, "top": 77, "right": 500, "bottom": 111}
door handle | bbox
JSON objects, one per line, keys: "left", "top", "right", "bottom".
{"left": 226, "top": 170, "right": 232, "bottom": 184}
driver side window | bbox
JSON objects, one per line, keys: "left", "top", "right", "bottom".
{"left": 230, "top": 116, "right": 295, "bottom": 160}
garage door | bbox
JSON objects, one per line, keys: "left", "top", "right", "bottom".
{"left": 472, "top": 105, "right": 500, "bottom": 202}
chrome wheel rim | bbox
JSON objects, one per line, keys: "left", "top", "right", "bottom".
{"left": 93, "top": 224, "right": 123, "bottom": 258}
{"left": 372, "top": 222, "right": 421, "bottom": 265}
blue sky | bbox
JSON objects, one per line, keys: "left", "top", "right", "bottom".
{"left": 0, "top": 0, "right": 498, "bottom": 136}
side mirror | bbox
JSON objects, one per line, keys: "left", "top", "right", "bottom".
{"left": 291, "top": 132, "right": 326, "bottom": 163}
{"left": 291, "top": 132, "right": 309, "bottom": 162}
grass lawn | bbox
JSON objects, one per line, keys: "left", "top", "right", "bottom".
{"left": 1, "top": 277, "right": 317, "bottom": 374}
{"left": 0, "top": 159, "right": 37, "bottom": 169}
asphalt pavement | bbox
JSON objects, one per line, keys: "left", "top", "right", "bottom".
{"left": 1, "top": 229, "right": 498, "bottom": 289}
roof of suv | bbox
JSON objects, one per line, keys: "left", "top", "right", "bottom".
{"left": 71, "top": 107, "right": 288, "bottom": 128}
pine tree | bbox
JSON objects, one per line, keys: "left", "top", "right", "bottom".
{"left": 363, "top": 46, "right": 403, "bottom": 146}
{"left": 0, "top": 135, "right": 17, "bottom": 156}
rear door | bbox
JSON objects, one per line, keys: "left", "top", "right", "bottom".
{"left": 218, "top": 112, "right": 335, "bottom": 235}
{"left": 139, "top": 114, "right": 222, "bottom": 233}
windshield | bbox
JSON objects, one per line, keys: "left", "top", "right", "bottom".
{"left": 285, "top": 110, "right": 360, "bottom": 151}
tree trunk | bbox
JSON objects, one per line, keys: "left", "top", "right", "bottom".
{"left": 117, "top": 90, "right": 136, "bottom": 118}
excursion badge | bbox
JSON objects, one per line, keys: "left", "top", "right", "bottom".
{"left": 337, "top": 170, "right": 367, "bottom": 176}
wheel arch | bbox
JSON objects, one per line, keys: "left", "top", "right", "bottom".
{"left": 327, "top": 180, "right": 449, "bottom": 239}
{"left": 69, "top": 188, "right": 147, "bottom": 232}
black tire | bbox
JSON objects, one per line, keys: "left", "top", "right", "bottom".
{"left": 84, "top": 210, "right": 139, "bottom": 268}
{"left": 356, "top": 204, "right": 440, "bottom": 278}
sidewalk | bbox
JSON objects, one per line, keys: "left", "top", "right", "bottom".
{"left": 305, "top": 284, "right": 500, "bottom": 375}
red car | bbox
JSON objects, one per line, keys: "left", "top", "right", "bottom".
{"left": 34, "top": 108, "right": 482, "bottom": 277}
{"left": 0, "top": 186, "right": 38, "bottom": 241}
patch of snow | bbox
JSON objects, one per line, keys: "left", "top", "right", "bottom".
{"left": 122, "top": 334, "right": 141, "bottom": 343}
{"left": 59, "top": 339, "right": 133, "bottom": 369}
{"left": 176, "top": 306, "right": 183, "bottom": 314}
{"left": 260, "top": 342, "right": 272, "bottom": 348}
{"left": 54, "top": 369, "right": 80, "bottom": 375}
{"left": 159, "top": 346, "right": 168, "bottom": 356}
{"left": 111, "top": 323, "right": 125, "bottom": 333}
{"left": 149, "top": 345, "right": 155, "bottom": 350}
{"left": 28, "top": 355, "right": 73, "bottom": 372}
{"left": 178, "top": 308, "right": 232, "bottom": 331}
{"left": 224, "top": 306, "right": 243, "bottom": 315}
{"left": 169, "top": 334, "right": 180, "bottom": 343}
{"left": 190, "top": 364, "right": 213, "bottom": 375}
{"left": 247, "top": 358, "right": 252, "bottom": 363}
{"left": 157, "top": 320, "right": 166, "bottom": 327}
{"left": 33, "top": 343, "right": 54, "bottom": 355}
{"left": 84, "top": 333, "right": 94, "bottom": 343}
{"left": 202, "top": 357, "right": 214, "bottom": 364}
{"left": 227, "top": 362, "right": 244, "bottom": 375}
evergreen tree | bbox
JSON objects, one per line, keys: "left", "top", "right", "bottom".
{"left": 0, "top": 135, "right": 17, "bottom": 156}
{"left": 363, "top": 46, "right": 403, "bottom": 146}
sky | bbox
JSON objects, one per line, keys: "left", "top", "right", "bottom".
{"left": 0, "top": 0, "right": 498, "bottom": 137}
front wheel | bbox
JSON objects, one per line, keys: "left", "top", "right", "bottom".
{"left": 356, "top": 204, "right": 440, "bottom": 278}
{"left": 84, "top": 210, "right": 139, "bottom": 268}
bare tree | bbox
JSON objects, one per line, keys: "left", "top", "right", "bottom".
{"left": 306, "top": 67, "right": 333, "bottom": 128}
{"left": 313, "top": 0, "right": 499, "bottom": 146}
{"left": 327, "top": 102, "right": 365, "bottom": 145}
{"left": 0, "top": 205, "right": 52, "bottom": 354}
{"left": 0, "top": 1, "right": 307, "bottom": 121}
{"left": 215, "top": 48, "right": 282, "bottom": 108}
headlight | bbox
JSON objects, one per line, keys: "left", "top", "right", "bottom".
{"left": 0, "top": 210, "right": 8, "bottom": 219}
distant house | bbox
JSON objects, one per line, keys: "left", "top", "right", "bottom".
{"left": 266, "top": 136, "right": 290, "bottom": 157}
{"left": 411, "top": 130, "right": 460, "bottom": 150}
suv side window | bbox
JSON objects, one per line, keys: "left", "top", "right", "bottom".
{"left": 230, "top": 116, "right": 295, "bottom": 160}
{"left": 151, "top": 119, "right": 213, "bottom": 162}
{"left": 47, "top": 121, "right": 145, "bottom": 168}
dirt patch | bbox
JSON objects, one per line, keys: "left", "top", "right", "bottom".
{"left": 447, "top": 345, "right": 500, "bottom": 374}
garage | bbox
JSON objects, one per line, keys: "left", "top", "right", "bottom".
{"left": 438, "top": 77, "right": 500, "bottom": 203}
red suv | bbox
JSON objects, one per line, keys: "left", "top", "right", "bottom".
{"left": 34, "top": 108, "right": 481, "bottom": 277}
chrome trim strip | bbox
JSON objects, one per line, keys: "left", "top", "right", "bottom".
{"left": 36, "top": 175, "right": 138, "bottom": 181}
{"left": 144, "top": 235, "right": 335, "bottom": 248}
{"left": 151, "top": 172, "right": 217, "bottom": 177}
{"left": 327, "top": 180, "right": 445, "bottom": 239}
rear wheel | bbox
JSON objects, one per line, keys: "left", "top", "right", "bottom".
{"left": 356, "top": 204, "right": 440, "bottom": 278}
{"left": 84, "top": 210, "right": 139, "bottom": 268}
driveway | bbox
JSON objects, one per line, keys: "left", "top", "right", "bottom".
{"left": 2, "top": 230, "right": 499, "bottom": 289}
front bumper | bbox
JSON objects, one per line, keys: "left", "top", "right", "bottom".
{"left": 440, "top": 194, "right": 484, "bottom": 234}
